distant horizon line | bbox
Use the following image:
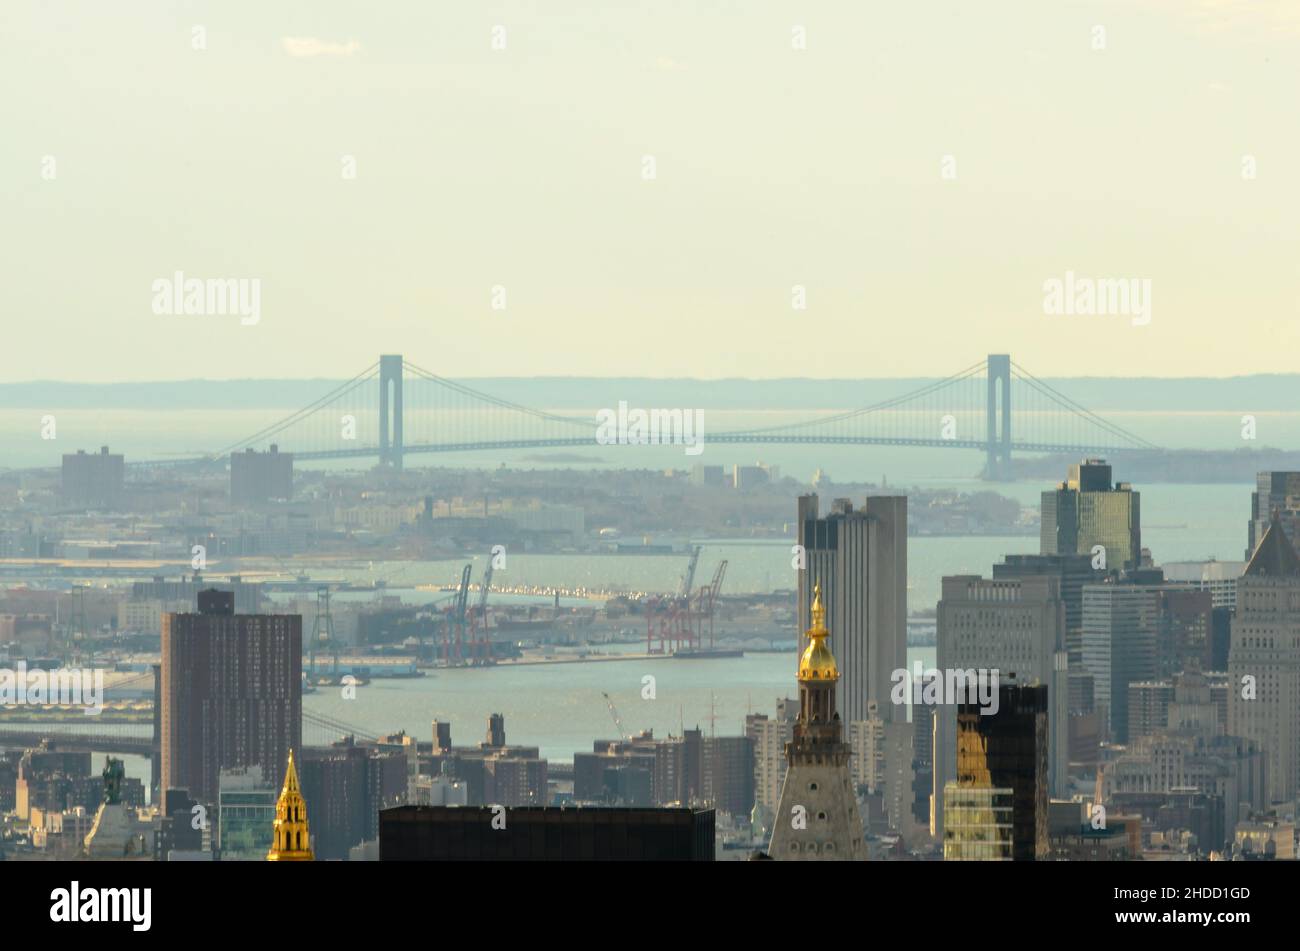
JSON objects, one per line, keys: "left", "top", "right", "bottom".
{"left": 7, "top": 371, "right": 1300, "bottom": 387}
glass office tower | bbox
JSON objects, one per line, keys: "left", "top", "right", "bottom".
{"left": 948, "top": 681, "right": 1049, "bottom": 861}
{"left": 1041, "top": 459, "right": 1141, "bottom": 571}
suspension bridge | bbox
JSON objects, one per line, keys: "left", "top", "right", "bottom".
{"left": 0, "top": 700, "right": 385, "bottom": 776}
{"left": 136, "top": 353, "right": 1156, "bottom": 480}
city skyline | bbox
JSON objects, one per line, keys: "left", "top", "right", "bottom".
{"left": 3, "top": 0, "right": 1298, "bottom": 924}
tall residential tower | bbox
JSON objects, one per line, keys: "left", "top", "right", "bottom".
{"left": 161, "top": 589, "right": 302, "bottom": 804}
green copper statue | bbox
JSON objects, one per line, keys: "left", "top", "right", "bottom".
{"left": 101, "top": 756, "right": 125, "bottom": 805}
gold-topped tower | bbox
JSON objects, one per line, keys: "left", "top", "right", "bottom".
{"left": 266, "top": 749, "right": 314, "bottom": 861}
{"left": 769, "top": 580, "right": 865, "bottom": 860}
{"left": 798, "top": 583, "right": 839, "bottom": 682}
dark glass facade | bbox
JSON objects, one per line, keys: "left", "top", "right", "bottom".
{"left": 378, "top": 805, "right": 715, "bottom": 861}
{"left": 953, "top": 682, "right": 1049, "bottom": 861}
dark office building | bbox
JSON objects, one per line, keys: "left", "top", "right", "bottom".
{"left": 230, "top": 445, "right": 293, "bottom": 506}
{"left": 156, "top": 788, "right": 204, "bottom": 859}
{"left": 61, "top": 446, "right": 124, "bottom": 509}
{"left": 1210, "top": 606, "right": 1233, "bottom": 671}
{"left": 378, "top": 805, "right": 715, "bottom": 861}
{"left": 1247, "top": 471, "right": 1300, "bottom": 560}
{"left": 161, "top": 589, "right": 301, "bottom": 804}
{"left": 1156, "top": 587, "right": 1213, "bottom": 677}
{"left": 601, "top": 764, "right": 654, "bottom": 807}
{"left": 1041, "top": 459, "right": 1140, "bottom": 572}
{"left": 953, "top": 681, "right": 1050, "bottom": 861}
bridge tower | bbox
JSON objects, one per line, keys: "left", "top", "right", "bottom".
{"left": 986, "top": 353, "right": 1012, "bottom": 480}
{"left": 379, "top": 354, "right": 404, "bottom": 469}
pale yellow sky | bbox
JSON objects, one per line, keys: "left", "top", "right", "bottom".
{"left": 1, "top": 0, "right": 1296, "bottom": 381}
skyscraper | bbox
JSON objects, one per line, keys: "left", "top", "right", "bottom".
{"left": 933, "top": 575, "right": 1067, "bottom": 833}
{"left": 797, "top": 494, "right": 906, "bottom": 725}
{"left": 1229, "top": 514, "right": 1300, "bottom": 804}
{"left": 944, "top": 681, "right": 1049, "bottom": 862}
{"left": 161, "top": 589, "right": 302, "bottom": 804}
{"left": 1081, "top": 582, "right": 1160, "bottom": 744}
{"left": 992, "top": 552, "right": 1102, "bottom": 667}
{"left": 769, "top": 584, "right": 866, "bottom": 860}
{"left": 1041, "top": 459, "right": 1140, "bottom": 571}
{"left": 1247, "top": 472, "right": 1300, "bottom": 560}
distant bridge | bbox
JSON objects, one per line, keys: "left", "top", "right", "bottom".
{"left": 0, "top": 707, "right": 382, "bottom": 775}
{"left": 120, "top": 353, "right": 1158, "bottom": 480}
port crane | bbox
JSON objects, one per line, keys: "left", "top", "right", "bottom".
{"left": 695, "top": 560, "right": 728, "bottom": 648}
{"left": 439, "top": 563, "right": 473, "bottom": 666}
{"left": 602, "top": 691, "right": 630, "bottom": 741}
{"left": 679, "top": 545, "right": 701, "bottom": 598}
{"left": 645, "top": 549, "right": 728, "bottom": 654}
{"left": 466, "top": 556, "right": 496, "bottom": 665}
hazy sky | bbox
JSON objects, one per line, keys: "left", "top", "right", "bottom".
{"left": 2, "top": 1, "right": 1297, "bottom": 382}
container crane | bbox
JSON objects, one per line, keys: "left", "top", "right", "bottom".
{"left": 679, "top": 545, "right": 701, "bottom": 599}
{"left": 468, "top": 556, "right": 496, "bottom": 664}
{"left": 440, "top": 563, "right": 472, "bottom": 666}
{"left": 697, "top": 560, "right": 728, "bottom": 647}
{"left": 602, "top": 691, "right": 630, "bottom": 741}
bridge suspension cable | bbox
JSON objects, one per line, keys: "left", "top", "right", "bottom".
{"left": 302, "top": 708, "right": 381, "bottom": 744}
{"left": 208, "top": 360, "right": 380, "bottom": 458}
{"left": 1010, "top": 361, "right": 1159, "bottom": 450}
{"left": 726, "top": 359, "right": 988, "bottom": 435}
{"left": 403, "top": 361, "right": 591, "bottom": 429}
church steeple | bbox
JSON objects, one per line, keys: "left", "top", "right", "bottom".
{"left": 266, "top": 749, "right": 314, "bottom": 861}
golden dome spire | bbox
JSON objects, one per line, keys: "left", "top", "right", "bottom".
{"left": 266, "top": 749, "right": 314, "bottom": 861}
{"left": 798, "top": 582, "right": 839, "bottom": 681}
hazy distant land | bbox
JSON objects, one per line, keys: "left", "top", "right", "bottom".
{"left": 3, "top": 375, "right": 1300, "bottom": 412}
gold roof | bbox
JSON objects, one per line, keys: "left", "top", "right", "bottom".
{"left": 798, "top": 582, "right": 839, "bottom": 682}
{"left": 267, "top": 749, "right": 314, "bottom": 861}
{"left": 281, "top": 748, "right": 302, "bottom": 796}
